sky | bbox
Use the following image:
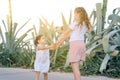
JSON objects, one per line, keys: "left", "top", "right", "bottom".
{"left": 0, "top": 0, "right": 120, "bottom": 41}
{"left": 0, "top": 0, "right": 120, "bottom": 26}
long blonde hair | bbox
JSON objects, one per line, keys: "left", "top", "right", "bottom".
{"left": 75, "top": 7, "right": 92, "bottom": 31}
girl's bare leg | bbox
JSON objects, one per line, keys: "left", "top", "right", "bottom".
{"left": 34, "top": 71, "right": 40, "bottom": 80}
{"left": 71, "top": 62, "right": 80, "bottom": 80}
{"left": 43, "top": 73, "right": 48, "bottom": 80}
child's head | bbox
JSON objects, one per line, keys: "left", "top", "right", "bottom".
{"left": 74, "top": 7, "right": 92, "bottom": 30}
{"left": 34, "top": 34, "right": 46, "bottom": 46}
{"left": 74, "top": 7, "right": 87, "bottom": 21}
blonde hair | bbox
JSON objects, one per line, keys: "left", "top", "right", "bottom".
{"left": 75, "top": 7, "right": 92, "bottom": 31}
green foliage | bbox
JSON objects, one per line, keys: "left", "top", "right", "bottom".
{"left": 103, "top": 52, "right": 120, "bottom": 78}
{"left": 81, "top": 52, "right": 105, "bottom": 75}
{"left": 13, "top": 42, "right": 35, "bottom": 68}
{"left": 0, "top": 0, "right": 34, "bottom": 67}
{"left": 80, "top": 0, "right": 120, "bottom": 77}
{"left": 0, "top": 49, "right": 13, "bottom": 66}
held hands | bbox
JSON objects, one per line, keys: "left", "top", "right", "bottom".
{"left": 49, "top": 34, "right": 65, "bottom": 50}
{"left": 49, "top": 43, "right": 57, "bottom": 50}
{"left": 49, "top": 41, "right": 63, "bottom": 50}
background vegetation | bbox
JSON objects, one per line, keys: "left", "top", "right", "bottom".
{"left": 0, "top": 0, "right": 120, "bottom": 78}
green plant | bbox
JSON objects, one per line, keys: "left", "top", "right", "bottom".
{"left": 81, "top": 0, "right": 120, "bottom": 77}
{"left": 0, "top": 0, "right": 34, "bottom": 67}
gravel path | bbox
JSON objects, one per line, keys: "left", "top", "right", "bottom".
{"left": 0, "top": 68, "right": 119, "bottom": 80}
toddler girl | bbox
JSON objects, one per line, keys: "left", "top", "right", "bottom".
{"left": 34, "top": 34, "right": 54, "bottom": 80}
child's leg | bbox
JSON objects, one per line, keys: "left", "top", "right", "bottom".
{"left": 71, "top": 62, "right": 80, "bottom": 80}
{"left": 34, "top": 71, "right": 40, "bottom": 80}
{"left": 43, "top": 73, "right": 48, "bottom": 80}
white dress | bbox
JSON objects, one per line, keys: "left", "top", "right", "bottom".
{"left": 34, "top": 48, "right": 50, "bottom": 73}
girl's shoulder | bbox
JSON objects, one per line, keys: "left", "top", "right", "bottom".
{"left": 71, "top": 21, "right": 78, "bottom": 26}
{"left": 69, "top": 21, "right": 78, "bottom": 30}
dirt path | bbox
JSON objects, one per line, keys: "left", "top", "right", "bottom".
{"left": 0, "top": 68, "right": 119, "bottom": 80}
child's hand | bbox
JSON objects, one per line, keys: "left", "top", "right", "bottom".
{"left": 49, "top": 43, "right": 57, "bottom": 50}
{"left": 56, "top": 39, "right": 64, "bottom": 48}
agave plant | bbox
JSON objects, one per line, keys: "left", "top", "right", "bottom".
{"left": 0, "top": 0, "right": 34, "bottom": 66}
{"left": 81, "top": 0, "right": 120, "bottom": 77}
{"left": 99, "top": 7, "right": 120, "bottom": 73}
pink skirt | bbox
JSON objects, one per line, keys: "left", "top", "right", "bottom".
{"left": 69, "top": 40, "right": 86, "bottom": 62}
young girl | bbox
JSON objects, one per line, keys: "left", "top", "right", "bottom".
{"left": 34, "top": 34, "right": 54, "bottom": 80}
{"left": 54, "top": 7, "right": 92, "bottom": 80}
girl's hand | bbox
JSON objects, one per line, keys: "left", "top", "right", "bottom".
{"left": 49, "top": 43, "right": 57, "bottom": 50}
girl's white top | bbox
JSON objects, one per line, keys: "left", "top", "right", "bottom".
{"left": 69, "top": 21, "right": 87, "bottom": 42}
{"left": 34, "top": 45, "right": 50, "bottom": 73}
